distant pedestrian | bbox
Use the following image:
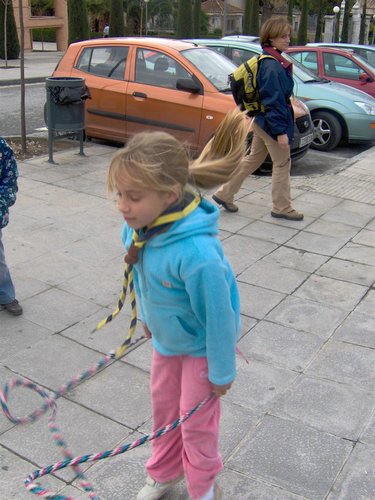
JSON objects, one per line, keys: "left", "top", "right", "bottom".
{"left": 106, "top": 109, "right": 248, "bottom": 500}
{"left": 212, "top": 16, "right": 304, "bottom": 221}
{"left": 0, "top": 138, "right": 22, "bottom": 316}
{"left": 103, "top": 23, "right": 109, "bottom": 38}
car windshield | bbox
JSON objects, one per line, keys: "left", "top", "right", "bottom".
{"left": 351, "top": 53, "right": 375, "bottom": 73}
{"left": 181, "top": 47, "right": 236, "bottom": 91}
{"left": 284, "top": 53, "right": 328, "bottom": 83}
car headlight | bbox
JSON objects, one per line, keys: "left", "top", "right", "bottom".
{"left": 292, "top": 96, "right": 310, "bottom": 115}
{"left": 354, "top": 102, "right": 375, "bottom": 115}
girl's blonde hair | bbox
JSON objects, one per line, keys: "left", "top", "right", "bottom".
{"left": 107, "top": 107, "right": 248, "bottom": 196}
{"left": 260, "top": 16, "right": 292, "bottom": 47}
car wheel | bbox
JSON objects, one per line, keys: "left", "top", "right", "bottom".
{"left": 311, "top": 111, "right": 342, "bottom": 151}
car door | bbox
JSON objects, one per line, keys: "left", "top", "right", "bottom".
{"left": 72, "top": 45, "right": 129, "bottom": 142}
{"left": 125, "top": 47, "right": 204, "bottom": 151}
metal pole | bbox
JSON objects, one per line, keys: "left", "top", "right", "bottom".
{"left": 46, "top": 89, "right": 55, "bottom": 164}
{"left": 140, "top": 0, "right": 143, "bottom": 36}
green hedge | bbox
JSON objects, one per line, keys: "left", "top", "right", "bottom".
{"left": 32, "top": 28, "right": 56, "bottom": 42}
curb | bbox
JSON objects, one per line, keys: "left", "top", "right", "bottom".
{"left": 0, "top": 76, "right": 47, "bottom": 86}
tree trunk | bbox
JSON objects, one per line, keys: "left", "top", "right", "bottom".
{"left": 110, "top": 0, "right": 125, "bottom": 37}
{"left": 249, "top": 0, "right": 260, "bottom": 35}
{"left": 176, "top": 0, "right": 193, "bottom": 38}
{"left": 193, "top": 0, "right": 201, "bottom": 37}
{"left": 297, "top": 0, "right": 308, "bottom": 44}
{"left": 3, "top": 0, "right": 8, "bottom": 68}
{"left": 314, "top": 0, "right": 325, "bottom": 43}
{"left": 18, "top": 0, "right": 26, "bottom": 155}
{"left": 341, "top": 0, "right": 353, "bottom": 43}
{"left": 359, "top": 0, "right": 367, "bottom": 44}
{"left": 243, "top": 0, "right": 252, "bottom": 34}
{"left": 68, "top": 0, "right": 90, "bottom": 44}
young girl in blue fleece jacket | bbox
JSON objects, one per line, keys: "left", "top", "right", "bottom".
{"left": 106, "top": 109, "right": 248, "bottom": 500}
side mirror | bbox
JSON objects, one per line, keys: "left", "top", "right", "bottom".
{"left": 176, "top": 77, "right": 202, "bottom": 94}
{"left": 359, "top": 72, "right": 372, "bottom": 82}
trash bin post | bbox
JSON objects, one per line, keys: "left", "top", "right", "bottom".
{"left": 45, "top": 77, "right": 88, "bottom": 164}
{"left": 46, "top": 92, "right": 56, "bottom": 164}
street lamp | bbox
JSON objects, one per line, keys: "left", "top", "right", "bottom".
{"left": 145, "top": 0, "right": 150, "bottom": 36}
{"left": 333, "top": 5, "right": 340, "bottom": 42}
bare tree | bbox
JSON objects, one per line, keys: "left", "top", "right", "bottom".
{"left": 1, "top": 0, "right": 10, "bottom": 67}
{"left": 18, "top": 0, "right": 26, "bottom": 154}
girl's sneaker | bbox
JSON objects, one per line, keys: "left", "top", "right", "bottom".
{"left": 137, "top": 475, "right": 183, "bottom": 500}
{"left": 196, "top": 483, "right": 223, "bottom": 500}
{"left": 213, "top": 483, "right": 223, "bottom": 499}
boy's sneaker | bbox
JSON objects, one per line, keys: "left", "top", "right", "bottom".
{"left": 2, "top": 299, "right": 23, "bottom": 316}
{"left": 137, "top": 475, "right": 183, "bottom": 500}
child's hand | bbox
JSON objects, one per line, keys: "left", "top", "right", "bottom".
{"left": 211, "top": 382, "right": 233, "bottom": 397}
{"left": 143, "top": 324, "right": 152, "bottom": 338}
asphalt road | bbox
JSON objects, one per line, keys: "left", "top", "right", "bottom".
{"left": 0, "top": 82, "right": 47, "bottom": 137}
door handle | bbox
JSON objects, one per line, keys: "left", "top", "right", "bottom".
{"left": 132, "top": 92, "right": 147, "bottom": 98}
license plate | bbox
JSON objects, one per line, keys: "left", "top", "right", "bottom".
{"left": 299, "top": 133, "right": 314, "bottom": 148}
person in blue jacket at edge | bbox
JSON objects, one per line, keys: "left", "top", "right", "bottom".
{"left": 212, "top": 16, "right": 304, "bottom": 221}
{"left": 0, "top": 138, "right": 23, "bottom": 316}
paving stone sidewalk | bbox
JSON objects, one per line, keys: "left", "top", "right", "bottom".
{"left": 0, "top": 140, "right": 374, "bottom": 499}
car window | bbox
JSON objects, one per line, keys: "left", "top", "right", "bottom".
{"left": 323, "top": 53, "right": 363, "bottom": 80}
{"left": 76, "top": 46, "right": 128, "bottom": 80}
{"left": 230, "top": 48, "right": 259, "bottom": 65}
{"left": 346, "top": 47, "right": 375, "bottom": 67}
{"left": 182, "top": 47, "right": 236, "bottom": 91}
{"left": 364, "top": 51, "right": 375, "bottom": 67}
{"left": 208, "top": 46, "right": 227, "bottom": 58}
{"left": 291, "top": 51, "right": 318, "bottom": 73}
{"left": 135, "top": 48, "right": 191, "bottom": 89}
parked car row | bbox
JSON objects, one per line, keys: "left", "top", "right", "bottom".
{"left": 51, "top": 36, "right": 375, "bottom": 161}
{"left": 190, "top": 38, "right": 375, "bottom": 151}
{"left": 52, "top": 37, "right": 313, "bottom": 162}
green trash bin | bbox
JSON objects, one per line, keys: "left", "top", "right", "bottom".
{"left": 45, "top": 77, "right": 89, "bottom": 163}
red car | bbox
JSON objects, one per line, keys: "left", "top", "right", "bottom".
{"left": 286, "top": 46, "right": 375, "bottom": 98}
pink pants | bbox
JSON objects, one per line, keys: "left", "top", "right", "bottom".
{"left": 146, "top": 350, "right": 223, "bottom": 499}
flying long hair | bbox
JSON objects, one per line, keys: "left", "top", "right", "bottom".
{"left": 107, "top": 107, "right": 248, "bottom": 196}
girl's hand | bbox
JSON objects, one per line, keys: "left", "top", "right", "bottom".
{"left": 211, "top": 382, "right": 233, "bottom": 397}
{"left": 143, "top": 324, "right": 152, "bottom": 338}
{"left": 277, "top": 134, "right": 289, "bottom": 149}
